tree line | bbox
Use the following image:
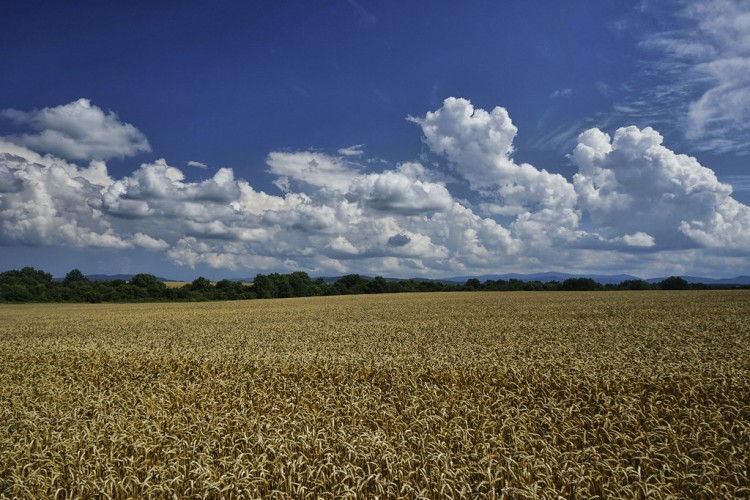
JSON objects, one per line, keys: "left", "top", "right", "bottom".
{"left": 0, "top": 267, "right": 732, "bottom": 303}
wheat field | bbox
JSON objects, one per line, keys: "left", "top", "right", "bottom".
{"left": 1, "top": 291, "right": 748, "bottom": 498}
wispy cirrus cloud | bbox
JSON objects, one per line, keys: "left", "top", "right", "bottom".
{"left": 724, "top": 175, "right": 750, "bottom": 192}
{"left": 550, "top": 88, "right": 573, "bottom": 99}
{"left": 621, "top": 0, "right": 750, "bottom": 153}
{"left": 344, "top": 0, "right": 378, "bottom": 25}
{"left": 337, "top": 144, "right": 365, "bottom": 157}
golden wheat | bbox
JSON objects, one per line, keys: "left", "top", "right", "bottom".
{"left": 1, "top": 291, "right": 748, "bottom": 498}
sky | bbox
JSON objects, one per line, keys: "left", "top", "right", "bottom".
{"left": 1, "top": 0, "right": 750, "bottom": 280}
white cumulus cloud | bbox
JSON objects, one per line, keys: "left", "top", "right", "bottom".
{"left": 572, "top": 125, "right": 750, "bottom": 249}
{"left": 266, "top": 151, "right": 359, "bottom": 192}
{"left": 0, "top": 141, "right": 153, "bottom": 250}
{"left": 410, "top": 97, "right": 518, "bottom": 191}
{"left": 348, "top": 170, "right": 453, "bottom": 215}
{"left": 412, "top": 97, "right": 581, "bottom": 252}
{"left": 1, "top": 99, "right": 151, "bottom": 161}
{"left": 1, "top": 96, "right": 749, "bottom": 278}
{"left": 411, "top": 97, "right": 578, "bottom": 213}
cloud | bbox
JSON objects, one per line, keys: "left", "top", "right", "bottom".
{"left": 411, "top": 98, "right": 582, "bottom": 255}
{"left": 0, "top": 141, "right": 149, "bottom": 249}
{"left": 595, "top": 80, "right": 613, "bottom": 96}
{"left": 166, "top": 236, "right": 282, "bottom": 271}
{"left": 724, "top": 175, "right": 750, "bottom": 192}
{"left": 118, "top": 160, "right": 240, "bottom": 203}
{"left": 266, "top": 151, "right": 359, "bottom": 192}
{"left": 571, "top": 125, "right": 750, "bottom": 249}
{"left": 411, "top": 97, "right": 578, "bottom": 214}
{"left": 345, "top": 0, "right": 378, "bottom": 25}
{"left": 187, "top": 160, "right": 209, "bottom": 169}
{"left": 686, "top": 57, "right": 750, "bottom": 141}
{"left": 633, "top": 0, "right": 750, "bottom": 152}
{"left": 387, "top": 233, "right": 411, "bottom": 247}
{"left": 347, "top": 170, "right": 453, "bottom": 215}
{"left": 1, "top": 97, "right": 749, "bottom": 278}
{"left": 409, "top": 97, "right": 518, "bottom": 191}
{"left": 1, "top": 99, "right": 151, "bottom": 161}
{"left": 337, "top": 144, "right": 365, "bottom": 157}
{"left": 0, "top": 139, "right": 114, "bottom": 189}
{"left": 551, "top": 88, "right": 573, "bottom": 99}
{"left": 133, "top": 232, "right": 169, "bottom": 251}
{"left": 616, "top": 232, "right": 656, "bottom": 248}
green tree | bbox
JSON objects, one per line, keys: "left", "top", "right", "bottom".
{"left": 619, "top": 279, "right": 651, "bottom": 290}
{"left": 269, "top": 273, "right": 293, "bottom": 298}
{"left": 190, "top": 277, "right": 213, "bottom": 291}
{"left": 560, "top": 278, "right": 602, "bottom": 291}
{"left": 335, "top": 274, "right": 367, "bottom": 294}
{"left": 288, "top": 271, "right": 314, "bottom": 297}
{"left": 252, "top": 274, "right": 275, "bottom": 299}
{"left": 659, "top": 276, "right": 690, "bottom": 290}
{"left": 215, "top": 279, "right": 252, "bottom": 300}
{"left": 131, "top": 274, "right": 158, "bottom": 288}
{"left": 367, "top": 276, "right": 388, "bottom": 294}
{"left": 0, "top": 267, "right": 55, "bottom": 302}
{"left": 465, "top": 278, "right": 481, "bottom": 290}
{"left": 63, "top": 269, "right": 88, "bottom": 286}
{"left": 130, "top": 274, "right": 167, "bottom": 299}
{"left": 2, "top": 284, "right": 32, "bottom": 302}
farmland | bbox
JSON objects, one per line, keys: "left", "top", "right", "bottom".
{"left": 1, "top": 291, "right": 749, "bottom": 497}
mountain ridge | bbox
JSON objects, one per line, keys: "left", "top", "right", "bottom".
{"left": 61, "top": 272, "right": 750, "bottom": 286}
{"left": 439, "top": 272, "right": 750, "bottom": 285}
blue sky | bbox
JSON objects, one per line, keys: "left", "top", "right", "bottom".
{"left": 1, "top": 0, "right": 750, "bottom": 280}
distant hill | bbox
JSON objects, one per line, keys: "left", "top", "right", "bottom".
{"left": 442, "top": 272, "right": 750, "bottom": 285}
{"left": 442, "top": 272, "right": 641, "bottom": 285}
{"left": 314, "top": 275, "right": 418, "bottom": 284}
{"left": 316, "top": 275, "right": 370, "bottom": 284}
{"left": 69, "top": 272, "right": 750, "bottom": 286}
{"left": 645, "top": 275, "right": 750, "bottom": 285}
{"left": 271, "top": 272, "right": 750, "bottom": 286}
{"left": 54, "top": 274, "right": 172, "bottom": 282}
